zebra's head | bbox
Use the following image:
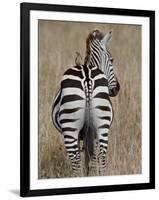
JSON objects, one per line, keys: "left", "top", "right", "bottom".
{"left": 85, "top": 30, "right": 120, "bottom": 97}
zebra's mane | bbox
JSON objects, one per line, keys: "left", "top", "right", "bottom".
{"left": 84, "top": 30, "right": 103, "bottom": 66}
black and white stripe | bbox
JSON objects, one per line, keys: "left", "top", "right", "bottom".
{"left": 52, "top": 30, "right": 120, "bottom": 175}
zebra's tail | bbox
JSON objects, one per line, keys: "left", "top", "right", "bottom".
{"left": 83, "top": 107, "right": 95, "bottom": 175}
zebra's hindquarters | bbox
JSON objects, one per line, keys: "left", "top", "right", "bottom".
{"left": 91, "top": 76, "right": 113, "bottom": 175}
{"left": 58, "top": 84, "right": 86, "bottom": 175}
{"left": 52, "top": 64, "right": 114, "bottom": 176}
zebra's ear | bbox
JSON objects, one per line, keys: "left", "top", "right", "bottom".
{"left": 101, "top": 31, "right": 112, "bottom": 45}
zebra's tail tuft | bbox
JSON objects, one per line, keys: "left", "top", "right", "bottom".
{"left": 83, "top": 109, "right": 95, "bottom": 175}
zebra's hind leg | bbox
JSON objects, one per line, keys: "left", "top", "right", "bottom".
{"left": 98, "top": 129, "right": 109, "bottom": 175}
{"left": 88, "top": 139, "right": 99, "bottom": 176}
{"left": 63, "top": 133, "right": 83, "bottom": 177}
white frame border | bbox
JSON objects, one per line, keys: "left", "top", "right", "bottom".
{"left": 30, "top": 10, "right": 150, "bottom": 190}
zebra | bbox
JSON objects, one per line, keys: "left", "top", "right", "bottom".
{"left": 52, "top": 30, "right": 120, "bottom": 176}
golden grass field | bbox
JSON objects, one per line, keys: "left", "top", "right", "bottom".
{"left": 38, "top": 20, "right": 141, "bottom": 179}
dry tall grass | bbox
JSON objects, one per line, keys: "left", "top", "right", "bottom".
{"left": 38, "top": 20, "right": 141, "bottom": 179}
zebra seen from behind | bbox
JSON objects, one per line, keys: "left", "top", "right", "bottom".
{"left": 52, "top": 30, "right": 120, "bottom": 176}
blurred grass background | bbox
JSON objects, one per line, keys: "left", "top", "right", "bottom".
{"left": 38, "top": 20, "right": 141, "bottom": 179}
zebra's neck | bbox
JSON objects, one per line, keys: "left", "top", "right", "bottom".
{"left": 87, "top": 50, "right": 106, "bottom": 73}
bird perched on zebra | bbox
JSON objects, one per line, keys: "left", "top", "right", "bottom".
{"left": 52, "top": 30, "right": 120, "bottom": 176}
{"left": 75, "top": 51, "right": 83, "bottom": 66}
